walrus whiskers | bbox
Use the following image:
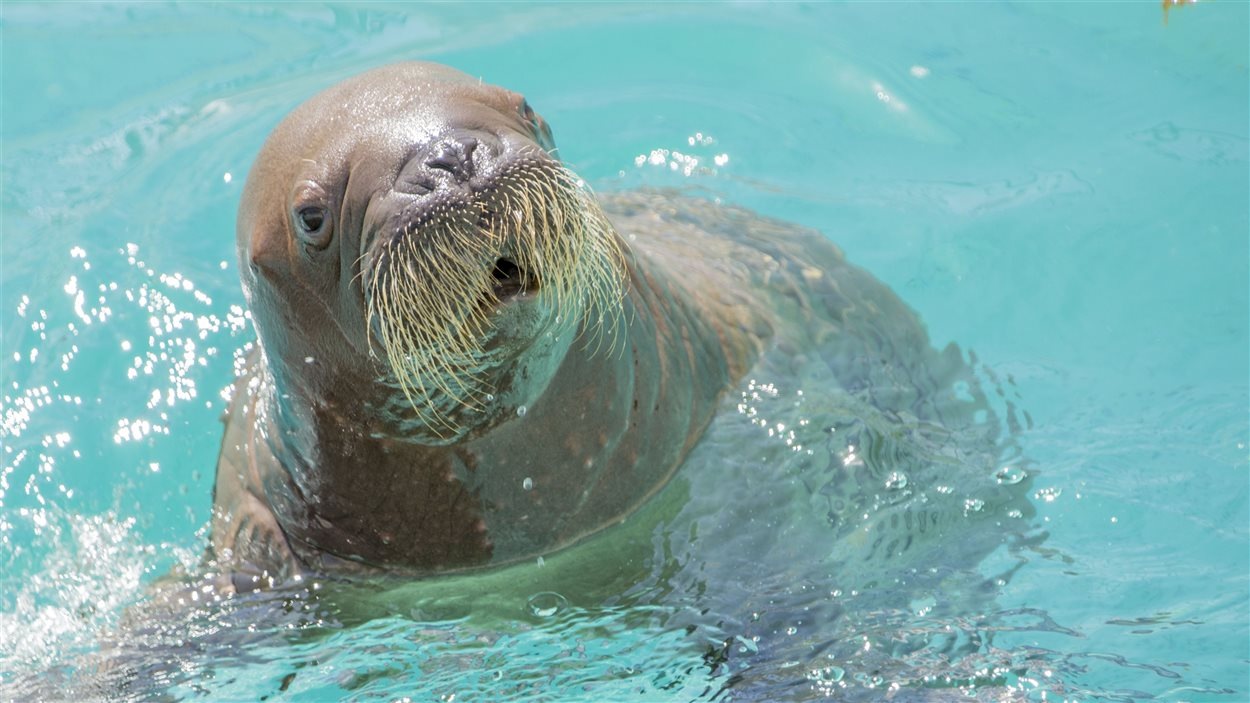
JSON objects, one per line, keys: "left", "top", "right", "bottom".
{"left": 214, "top": 61, "right": 1008, "bottom": 600}
{"left": 365, "top": 160, "right": 626, "bottom": 435}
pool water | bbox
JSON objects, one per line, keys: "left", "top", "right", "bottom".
{"left": 2, "top": 3, "right": 1247, "bottom": 701}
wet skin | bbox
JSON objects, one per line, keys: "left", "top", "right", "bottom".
{"left": 211, "top": 62, "right": 957, "bottom": 591}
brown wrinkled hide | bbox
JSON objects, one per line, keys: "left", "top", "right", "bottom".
{"left": 211, "top": 63, "right": 898, "bottom": 588}
{"left": 209, "top": 63, "right": 757, "bottom": 587}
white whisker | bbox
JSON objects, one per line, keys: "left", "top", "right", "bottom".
{"left": 364, "top": 161, "right": 626, "bottom": 436}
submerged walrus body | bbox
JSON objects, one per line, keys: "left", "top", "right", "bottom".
{"left": 211, "top": 62, "right": 991, "bottom": 592}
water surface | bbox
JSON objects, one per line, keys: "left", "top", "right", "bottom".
{"left": 2, "top": 3, "right": 1247, "bottom": 701}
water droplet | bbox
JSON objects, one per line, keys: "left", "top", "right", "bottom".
{"left": 522, "top": 477, "right": 533, "bottom": 491}
{"left": 484, "top": 394, "right": 494, "bottom": 402}
{"left": 884, "top": 472, "right": 908, "bottom": 490}
{"left": 516, "top": 405, "right": 527, "bottom": 417}
{"left": 785, "top": 626, "right": 798, "bottom": 636}
{"left": 526, "top": 591, "right": 567, "bottom": 617}
{"left": 1035, "top": 486, "right": 1062, "bottom": 503}
{"left": 808, "top": 665, "right": 845, "bottom": 683}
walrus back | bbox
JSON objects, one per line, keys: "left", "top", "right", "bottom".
{"left": 599, "top": 190, "right": 985, "bottom": 434}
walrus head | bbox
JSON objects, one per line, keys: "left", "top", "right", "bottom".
{"left": 237, "top": 63, "right": 626, "bottom": 444}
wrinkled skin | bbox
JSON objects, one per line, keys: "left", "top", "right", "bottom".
{"left": 211, "top": 62, "right": 964, "bottom": 592}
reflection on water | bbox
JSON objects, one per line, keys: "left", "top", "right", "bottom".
{"left": 3, "top": 177, "right": 1049, "bottom": 701}
{"left": 2, "top": 2, "right": 1247, "bottom": 701}
{"left": 6, "top": 349, "right": 1052, "bottom": 701}
{"left": 2, "top": 129, "right": 1047, "bottom": 700}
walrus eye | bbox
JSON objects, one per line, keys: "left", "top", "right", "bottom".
{"left": 295, "top": 205, "right": 331, "bottom": 248}
{"left": 298, "top": 206, "right": 325, "bottom": 232}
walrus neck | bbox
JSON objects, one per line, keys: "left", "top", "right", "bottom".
{"left": 233, "top": 239, "right": 758, "bottom": 574}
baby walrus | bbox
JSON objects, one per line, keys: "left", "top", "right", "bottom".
{"left": 212, "top": 61, "right": 966, "bottom": 591}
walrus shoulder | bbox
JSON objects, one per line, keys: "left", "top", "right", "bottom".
{"left": 600, "top": 190, "right": 978, "bottom": 427}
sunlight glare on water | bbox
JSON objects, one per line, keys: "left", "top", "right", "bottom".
{"left": 2, "top": 2, "right": 1247, "bottom": 702}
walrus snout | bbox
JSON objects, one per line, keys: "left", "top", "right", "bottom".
{"left": 396, "top": 129, "right": 502, "bottom": 196}
{"left": 425, "top": 132, "right": 479, "bottom": 181}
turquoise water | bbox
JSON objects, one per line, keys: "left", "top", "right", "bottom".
{"left": 2, "top": 2, "right": 1247, "bottom": 701}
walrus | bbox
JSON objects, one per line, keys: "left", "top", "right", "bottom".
{"left": 211, "top": 61, "right": 983, "bottom": 593}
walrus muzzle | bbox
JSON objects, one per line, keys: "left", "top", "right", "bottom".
{"left": 364, "top": 147, "right": 626, "bottom": 437}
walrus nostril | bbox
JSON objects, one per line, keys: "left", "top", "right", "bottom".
{"left": 425, "top": 136, "right": 479, "bottom": 181}
{"left": 426, "top": 152, "right": 460, "bottom": 174}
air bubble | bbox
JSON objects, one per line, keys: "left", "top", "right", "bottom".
{"left": 808, "top": 665, "right": 845, "bottom": 683}
{"left": 525, "top": 591, "right": 567, "bottom": 618}
{"left": 994, "top": 466, "right": 1027, "bottom": 485}
{"left": 522, "top": 477, "right": 533, "bottom": 491}
{"left": 1034, "top": 486, "right": 1062, "bottom": 503}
